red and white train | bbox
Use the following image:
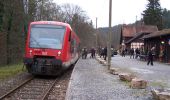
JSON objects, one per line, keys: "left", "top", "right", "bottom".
{"left": 24, "top": 21, "right": 80, "bottom": 75}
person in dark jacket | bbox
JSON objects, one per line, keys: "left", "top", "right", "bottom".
{"left": 147, "top": 48, "right": 154, "bottom": 66}
{"left": 135, "top": 48, "right": 140, "bottom": 59}
{"left": 103, "top": 47, "right": 107, "bottom": 60}
{"left": 122, "top": 49, "right": 126, "bottom": 57}
{"left": 100, "top": 48, "right": 104, "bottom": 58}
{"left": 130, "top": 48, "right": 134, "bottom": 59}
{"left": 90, "top": 48, "right": 96, "bottom": 58}
{"left": 82, "top": 47, "right": 88, "bottom": 59}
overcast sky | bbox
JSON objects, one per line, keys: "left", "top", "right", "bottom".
{"left": 54, "top": 0, "right": 170, "bottom": 28}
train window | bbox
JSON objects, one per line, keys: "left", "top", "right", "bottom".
{"left": 30, "top": 24, "right": 66, "bottom": 49}
{"left": 69, "top": 31, "right": 71, "bottom": 41}
{"left": 70, "top": 38, "right": 74, "bottom": 53}
{"left": 70, "top": 39, "right": 77, "bottom": 54}
{"left": 74, "top": 39, "right": 77, "bottom": 53}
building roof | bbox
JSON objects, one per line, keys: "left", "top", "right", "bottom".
{"left": 122, "top": 25, "right": 158, "bottom": 37}
{"left": 125, "top": 32, "right": 150, "bottom": 44}
{"left": 143, "top": 29, "right": 170, "bottom": 39}
{"left": 122, "top": 25, "right": 136, "bottom": 37}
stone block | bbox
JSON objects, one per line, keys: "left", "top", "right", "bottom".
{"left": 95, "top": 57, "right": 98, "bottom": 61}
{"left": 110, "top": 68, "right": 119, "bottom": 75}
{"left": 103, "top": 61, "right": 107, "bottom": 66}
{"left": 96, "top": 57, "right": 101, "bottom": 60}
{"left": 151, "top": 89, "right": 170, "bottom": 100}
{"left": 96, "top": 55, "right": 100, "bottom": 58}
{"left": 119, "top": 73, "right": 135, "bottom": 82}
{"left": 113, "top": 72, "right": 119, "bottom": 75}
{"left": 99, "top": 59, "right": 104, "bottom": 64}
{"left": 130, "top": 78, "right": 147, "bottom": 89}
{"left": 101, "top": 60, "right": 105, "bottom": 64}
{"left": 96, "top": 58, "right": 100, "bottom": 62}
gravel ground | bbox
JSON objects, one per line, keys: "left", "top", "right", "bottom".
{"left": 5, "top": 78, "right": 56, "bottom": 99}
{"left": 66, "top": 57, "right": 152, "bottom": 100}
{"left": 0, "top": 72, "right": 32, "bottom": 97}
{"left": 47, "top": 67, "right": 73, "bottom": 100}
{"left": 0, "top": 68, "right": 73, "bottom": 100}
{"left": 111, "top": 55, "right": 170, "bottom": 89}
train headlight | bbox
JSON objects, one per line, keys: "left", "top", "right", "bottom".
{"left": 58, "top": 51, "right": 61, "bottom": 56}
{"left": 29, "top": 50, "right": 32, "bottom": 55}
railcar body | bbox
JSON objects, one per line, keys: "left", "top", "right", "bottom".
{"left": 24, "top": 21, "right": 80, "bottom": 75}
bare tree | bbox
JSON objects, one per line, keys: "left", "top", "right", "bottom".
{"left": 0, "top": 0, "right": 96, "bottom": 65}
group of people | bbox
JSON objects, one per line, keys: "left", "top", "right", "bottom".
{"left": 81, "top": 46, "right": 108, "bottom": 60}
{"left": 81, "top": 47, "right": 96, "bottom": 59}
{"left": 121, "top": 47, "right": 155, "bottom": 66}
{"left": 129, "top": 48, "right": 140, "bottom": 59}
{"left": 82, "top": 46, "right": 155, "bottom": 66}
{"left": 98, "top": 47, "right": 107, "bottom": 60}
{"left": 121, "top": 48, "right": 140, "bottom": 59}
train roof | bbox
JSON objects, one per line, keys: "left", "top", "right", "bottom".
{"left": 30, "top": 21, "right": 72, "bottom": 30}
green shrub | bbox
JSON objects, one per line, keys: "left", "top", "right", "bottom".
{"left": 0, "top": 63, "right": 25, "bottom": 80}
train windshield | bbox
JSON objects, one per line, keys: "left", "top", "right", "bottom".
{"left": 30, "top": 24, "right": 66, "bottom": 49}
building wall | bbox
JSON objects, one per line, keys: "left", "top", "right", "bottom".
{"left": 164, "top": 36, "right": 170, "bottom": 63}
{"left": 144, "top": 35, "right": 170, "bottom": 63}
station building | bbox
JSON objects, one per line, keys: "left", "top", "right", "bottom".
{"left": 143, "top": 29, "right": 170, "bottom": 63}
{"left": 121, "top": 24, "right": 158, "bottom": 49}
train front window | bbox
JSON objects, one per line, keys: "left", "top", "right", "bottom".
{"left": 30, "top": 24, "right": 65, "bottom": 49}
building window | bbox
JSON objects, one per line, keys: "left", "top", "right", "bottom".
{"left": 131, "top": 42, "right": 144, "bottom": 49}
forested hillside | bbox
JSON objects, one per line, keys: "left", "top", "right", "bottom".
{"left": 0, "top": 0, "right": 95, "bottom": 65}
{"left": 98, "top": 25, "right": 122, "bottom": 49}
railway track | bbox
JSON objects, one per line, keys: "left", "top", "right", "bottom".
{"left": 0, "top": 76, "right": 58, "bottom": 100}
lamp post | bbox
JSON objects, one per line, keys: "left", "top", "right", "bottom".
{"left": 107, "top": 0, "right": 112, "bottom": 70}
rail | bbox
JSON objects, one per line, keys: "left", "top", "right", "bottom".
{"left": 41, "top": 78, "right": 58, "bottom": 100}
{"left": 0, "top": 76, "right": 34, "bottom": 99}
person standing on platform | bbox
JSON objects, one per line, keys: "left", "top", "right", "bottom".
{"left": 82, "top": 47, "right": 88, "bottom": 59}
{"left": 103, "top": 47, "right": 107, "bottom": 60}
{"left": 122, "top": 49, "right": 125, "bottom": 57}
{"left": 135, "top": 48, "right": 140, "bottom": 59}
{"left": 130, "top": 48, "right": 134, "bottom": 59}
{"left": 147, "top": 47, "right": 155, "bottom": 66}
{"left": 90, "top": 47, "right": 96, "bottom": 58}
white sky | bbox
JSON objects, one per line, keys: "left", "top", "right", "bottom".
{"left": 54, "top": 0, "right": 170, "bottom": 28}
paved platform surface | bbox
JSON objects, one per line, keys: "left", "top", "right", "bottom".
{"left": 111, "top": 55, "right": 170, "bottom": 89}
{"left": 65, "top": 56, "right": 152, "bottom": 100}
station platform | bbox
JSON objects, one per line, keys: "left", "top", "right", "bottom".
{"left": 65, "top": 56, "right": 151, "bottom": 100}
